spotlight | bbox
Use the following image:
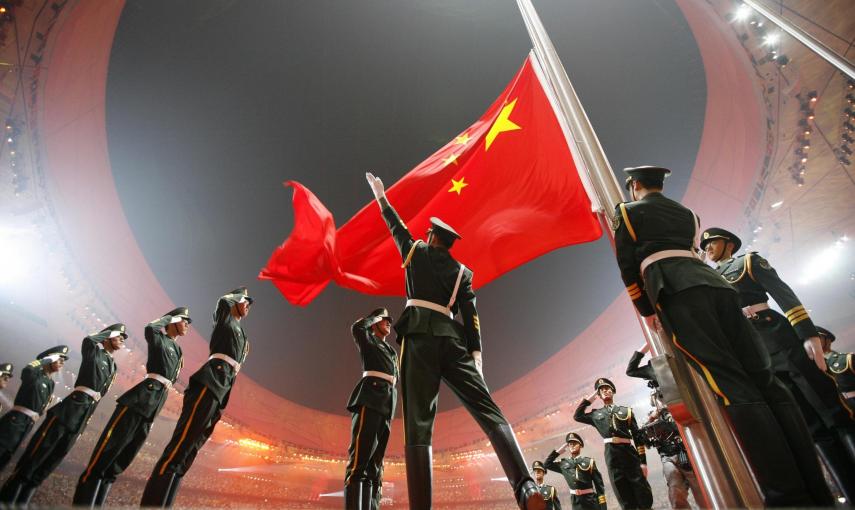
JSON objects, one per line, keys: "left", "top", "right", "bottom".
{"left": 763, "top": 33, "right": 780, "bottom": 46}
{"left": 734, "top": 4, "right": 752, "bottom": 21}
{"left": 807, "top": 91, "right": 818, "bottom": 102}
{"left": 770, "top": 200, "right": 784, "bottom": 209}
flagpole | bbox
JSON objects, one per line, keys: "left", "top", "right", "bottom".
{"left": 515, "top": 1, "right": 763, "bottom": 507}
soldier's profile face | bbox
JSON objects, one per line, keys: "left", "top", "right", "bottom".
{"left": 373, "top": 318, "right": 392, "bottom": 337}
{"left": 49, "top": 358, "right": 65, "bottom": 372}
{"left": 0, "top": 374, "right": 9, "bottom": 389}
{"left": 598, "top": 386, "right": 613, "bottom": 399}
{"left": 704, "top": 239, "right": 727, "bottom": 262}
{"left": 568, "top": 442, "right": 581, "bottom": 455}
{"left": 176, "top": 320, "right": 190, "bottom": 336}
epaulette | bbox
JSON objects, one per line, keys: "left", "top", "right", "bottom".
{"left": 827, "top": 351, "right": 852, "bottom": 375}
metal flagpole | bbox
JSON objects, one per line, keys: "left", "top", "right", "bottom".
{"left": 515, "top": 0, "right": 764, "bottom": 507}
{"left": 742, "top": 0, "right": 855, "bottom": 80}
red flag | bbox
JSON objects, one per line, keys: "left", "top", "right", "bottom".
{"left": 260, "top": 55, "right": 602, "bottom": 306}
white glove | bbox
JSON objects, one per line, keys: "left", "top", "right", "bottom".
{"left": 803, "top": 337, "right": 827, "bottom": 372}
{"left": 472, "top": 350, "right": 483, "bottom": 378}
{"left": 365, "top": 172, "right": 386, "bottom": 201}
{"left": 556, "top": 442, "right": 569, "bottom": 453}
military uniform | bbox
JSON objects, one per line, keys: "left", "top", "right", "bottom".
{"left": 574, "top": 379, "right": 650, "bottom": 509}
{"left": 344, "top": 309, "right": 398, "bottom": 510}
{"left": 543, "top": 435, "right": 604, "bottom": 510}
{"left": 0, "top": 326, "right": 122, "bottom": 505}
{"left": 703, "top": 228, "right": 855, "bottom": 501}
{"left": 141, "top": 289, "right": 251, "bottom": 508}
{"left": 74, "top": 308, "right": 189, "bottom": 508}
{"left": 0, "top": 348, "right": 67, "bottom": 472}
{"left": 532, "top": 461, "right": 562, "bottom": 510}
{"left": 613, "top": 166, "right": 832, "bottom": 506}
{"left": 374, "top": 188, "right": 542, "bottom": 510}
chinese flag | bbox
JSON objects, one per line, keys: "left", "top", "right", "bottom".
{"left": 260, "top": 55, "right": 602, "bottom": 306}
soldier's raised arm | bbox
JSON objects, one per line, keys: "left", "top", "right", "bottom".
{"left": 367, "top": 172, "right": 414, "bottom": 258}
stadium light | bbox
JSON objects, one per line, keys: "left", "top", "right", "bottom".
{"left": 799, "top": 237, "right": 849, "bottom": 285}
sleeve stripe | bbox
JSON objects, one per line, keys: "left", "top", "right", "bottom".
{"left": 619, "top": 203, "right": 637, "bottom": 242}
{"left": 789, "top": 313, "right": 810, "bottom": 326}
{"left": 628, "top": 290, "right": 643, "bottom": 300}
{"left": 784, "top": 305, "right": 806, "bottom": 318}
{"left": 788, "top": 310, "right": 809, "bottom": 321}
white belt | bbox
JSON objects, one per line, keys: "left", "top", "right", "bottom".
{"left": 640, "top": 249, "right": 698, "bottom": 274}
{"left": 604, "top": 437, "right": 632, "bottom": 444}
{"left": 742, "top": 302, "right": 770, "bottom": 319}
{"left": 11, "top": 405, "right": 39, "bottom": 420}
{"left": 843, "top": 390, "right": 855, "bottom": 399}
{"left": 571, "top": 489, "right": 595, "bottom": 496}
{"left": 209, "top": 353, "right": 241, "bottom": 373}
{"left": 362, "top": 371, "right": 396, "bottom": 385}
{"left": 74, "top": 386, "right": 101, "bottom": 402}
{"left": 405, "top": 299, "right": 453, "bottom": 319}
{"left": 145, "top": 373, "right": 173, "bottom": 388}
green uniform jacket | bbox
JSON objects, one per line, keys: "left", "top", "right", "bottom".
{"left": 613, "top": 192, "right": 732, "bottom": 317}
{"left": 189, "top": 313, "right": 248, "bottom": 405}
{"left": 826, "top": 350, "right": 855, "bottom": 395}
{"left": 346, "top": 318, "right": 398, "bottom": 419}
{"left": 380, "top": 200, "right": 481, "bottom": 353}
{"left": 574, "top": 400, "right": 647, "bottom": 465}
{"left": 49, "top": 333, "right": 117, "bottom": 432}
{"left": 715, "top": 253, "right": 818, "bottom": 340}
{"left": 535, "top": 483, "right": 562, "bottom": 510}
{"left": 117, "top": 315, "right": 184, "bottom": 420}
{"left": 544, "top": 451, "right": 606, "bottom": 507}
{"left": 0, "top": 360, "right": 55, "bottom": 451}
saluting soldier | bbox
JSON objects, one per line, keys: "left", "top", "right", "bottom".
{"left": 574, "top": 378, "right": 650, "bottom": 510}
{"left": 0, "top": 325, "right": 123, "bottom": 505}
{"left": 344, "top": 307, "right": 398, "bottom": 510}
{"left": 0, "top": 347, "right": 67, "bottom": 472}
{"left": 702, "top": 227, "right": 855, "bottom": 500}
{"left": 141, "top": 288, "right": 252, "bottom": 508}
{"left": 365, "top": 173, "right": 544, "bottom": 510}
{"left": 543, "top": 433, "right": 606, "bottom": 510}
{"left": 613, "top": 165, "right": 832, "bottom": 506}
{"left": 74, "top": 307, "right": 190, "bottom": 508}
{"left": 532, "top": 460, "right": 562, "bottom": 510}
{"left": 819, "top": 326, "right": 855, "bottom": 408}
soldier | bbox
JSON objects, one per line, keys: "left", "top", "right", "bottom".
{"left": 614, "top": 165, "right": 832, "bottom": 506}
{"left": 574, "top": 378, "right": 651, "bottom": 510}
{"left": 532, "top": 460, "right": 562, "bottom": 510}
{"left": 701, "top": 227, "right": 855, "bottom": 501}
{"left": 365, "top": 172, "right": 544, "bottom": 510}
{"left": 627, "top": 344, "right": 701, "bottom": 509}
{"left": 344, "top": 308, "right": 398, "bottom": 510}
{"left": 0, "top": 325, "right": 123, "bottom": 505}
{"left": 543, "top": 433, "right": 605, "bottom": 510}
{"left": 819, "top": 326, "right": 855, "bottom": 408}
{"left": 0, "top": 347, "right": 68, "bottom": 472}
{"left": 140, "top": 288, "right": 252, "bottom": 508}
{"left": 73, "top": 307, "right": 190, "bottom": 508}
{"left": 0, "top": 363, "right": 12, "bottom": 413}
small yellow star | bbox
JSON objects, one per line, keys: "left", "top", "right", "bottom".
{"left": 485, "top": 98, "right": 522, "bottom": 151}
{"left": 454, "top": 133, "right": 470, "bottom": 145}
{"left": 442, "top": 153, "right": 459, "bottom": 166}
{"left": 448, "top": 177, "right": 468, "bottom": 195}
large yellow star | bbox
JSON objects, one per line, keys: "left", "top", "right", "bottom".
{"left": 485, "top": 98, "right": 522, "bottom": 151}
{"left": 442, "top": 153, "right": 459, "bottom": 166}
{"left": 448, "top": 177, "right": 468, "bottom": 195}
{"left": 454, "top": 133, "right": 470, "bottom": 145}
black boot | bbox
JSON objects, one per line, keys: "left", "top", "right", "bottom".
{"left": 370, "top": 481, "right": 380, "bottom": 510}
{"left": 839, "top": 426, "right": 855, "bottom": 465}
{"left": 360, "top": 481, "right": 373, "bottom": 510}
{"left": 816, "top": 440, "right": 855, "bottom": 503}
{"left": 164, "top": 475, "right": 182, "bottom": 508}
{"left": 0, "top": 476, "right": 24, "bottom": 504}
{"left": 344, "top": 481, "right": 362, "bottom": 510}
{"left": 405, "top": 445, "right": 432, "bottom": 510}
{"left": 768, "top": 401, "right": 835, "bottom": 506}
{"left": 487, "top": 424, "right": 545, "bottom": 510}
{"left": 17, "top": 484, "right": 37, "bottom": 506}
{"left": 72, "top": 477, "right": 103, "bottom": 508}
{"left": 94, "top": 480, "right": 113, "bottom": 508}
{"left": 726, "top": 402, "right": 814, "bottom": 507}
{"left": 140, "top": 472, "right": 178, "bottom": 508}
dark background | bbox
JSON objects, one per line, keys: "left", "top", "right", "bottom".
{"left": 106, "top": 0, "right": 705, "bottom": 415}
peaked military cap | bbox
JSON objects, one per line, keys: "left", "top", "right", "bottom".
{"left": 368, "top": 307, "right": 393, "bottom": 322}
{"left": 700, "top": 227, "right": 742, "bottom": 252}
{"left": 37, "top": 345, "right": 70, "bottom": 361}
{"left": 623, "top": 165, "right": 671, "bottom": 190}
{"left": 0, "top": 363, "right": 12, "bottom": 377}
{"left": 429, "top": 217, "right": 462, "bottom": 241}
{"left": 815, "top": 326, "right": 835, "bottom": 342}
{"left": 531, "top": 460, "right": 546, "bottom": 472}
{"left": 228, "top": 286, "right": 254, "bottom": 305}
{"left": 101, "top": 323, "right": 128, "bottom": 339}
{"left": 166, "top": 306, "right": 192, "bottom": 324}
{"left": 594, "top": 377, "right": 616, "bottom": 393}
{"left": 565, "top": 432, "right": 584, "bottom": 446}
